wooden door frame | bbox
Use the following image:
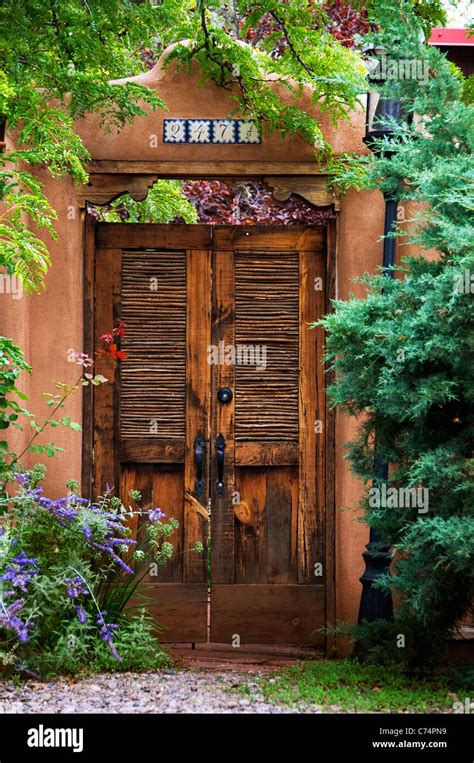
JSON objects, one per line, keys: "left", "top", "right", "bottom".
{"left": 80, "top": 165, "right": 337, "bottom": 651}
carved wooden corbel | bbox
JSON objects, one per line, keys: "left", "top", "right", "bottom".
{"left": 264, "top": 175, "right": 340, "bottom": 211}
{"left": 75, "top": 173, "right": 160, "bottom": 208}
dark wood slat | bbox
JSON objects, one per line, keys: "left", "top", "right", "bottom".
{"left": 81, "top": 213, "right": 95, "bottom": 498}
{"left": 183, "top": 249, "right": 212, "bottom": 583}
{"left": 96, "top": 223, "right": 212, "bottom": 249}
{"left": 93, "top": 248, "right": 121, "bottom": 496}
{"left": 120, "top": 440, "right": 185, "bottom": 463}
{"left": 210, "top": 246, "right": 236, "bottom": 584}
{"left": 325, "top": 219, "right": 337, "bottom": 652}
{"left": 265, "top": 467, "right": 299, "bottom": 584}
{"left": 121, "top": 251, "right": 187, "bottom": 440}
{"left": 210, "top": 585, "right": 325, "bottom": 645}
{"left": 234, "top": 469, "right": 266, "bottom": 584}
{"left": 235, "top": 442, "right": 298, "bottom": 466}
{"left": 214, "top": 226, "right": 325, "bottom": 251}
{"left": 298, "top": 249, "right": 326, "bottom": 583}
{"left": 151, "top": 465, "right": 184, "bottom": 583}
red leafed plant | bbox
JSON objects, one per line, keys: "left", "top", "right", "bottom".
{"left": 98, "top": 321, "right": 128, "bottom": 360}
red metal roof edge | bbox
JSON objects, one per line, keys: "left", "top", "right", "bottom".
{"left": 428, "top": 28, "right": 474, "bottom": 46}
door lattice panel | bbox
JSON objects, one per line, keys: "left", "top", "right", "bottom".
{"left": 120, "top": 251, "right": 187, "bottom": 440}
{"left": 234, "top": 252, "right": 299, "bottom": 443}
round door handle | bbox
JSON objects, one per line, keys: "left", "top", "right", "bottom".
{"left": 217, "top": 387, "right": 233, "bottom": 404}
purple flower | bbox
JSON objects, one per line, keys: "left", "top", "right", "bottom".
{"left": 0, "top": 598, "right": 34, "bottom": 642}
{"left": 26, "top": 486, "right": 43, "bottom": 499}
{"left": 82, "top": 525, "right": 92, "bottom": 541}
{"left": 38, "top": 496, "right": 79, "bottom": 525}
{"left": 74, "top": 605, "right": 88, "bottom": 624}
{"left": 148, "top": 508, "right": 167, "bottom": 522}
{"left": 95, "top": 611, "right": 121, "bottom": 662}
{"left": 1, "top": 552, "right": 39, "bottom": 593}
{"left": 63, "top": 576, "right": 89, "bottom": 599}
{"left": 107, "top": 538, "right": 136, "bottom": 546}
{"left": 13, "top": 472, "right": 30, "bottom": 487}
{"left": 91, "top": 541, "right": 134, "bottom": 575}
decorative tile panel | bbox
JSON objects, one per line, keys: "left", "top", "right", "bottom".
{"left": 163, "top": 118, "right": 187, "bottom": 143}
{"left": 187, "top": 119, "right": 212, "bottom": 143}
{"left": 163, "top": 118, "right": 261, "bottom": 144}
{"left": 212, "top": 120, "right": 236, "bottom": 144}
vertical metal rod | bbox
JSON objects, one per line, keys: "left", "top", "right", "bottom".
{"left": 357, "top": 194, "right": 398, "bottom": 628}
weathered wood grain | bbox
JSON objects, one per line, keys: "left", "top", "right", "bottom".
{"left": 325, "top": 219, "right": 337, "bottom": 650}
{"left": 183, "top": 249, "right": 211, "bottom": 583}
{"left": 265, "top": 467, "right": 299, "bottom": 585}
{"left": 152, "top": 464, "right": 185, "bottom": 583}
{"left": 298, "top": 249, "right": 326, "bottom": 583}
{"left": 87, "top": 160, "right": 329, "bottom": 176}
{"left": 235, "top": 442, "right": 298, "bottom": 466}
{"left": 234, "top": 469, "right": 266, "bottom": 584}
{"left": 210, "top": 585, "right": 325, "bottom": 645}
{"left": 81, "top": 213, "right": 95, "bottom": 498}
{"left": 93, "top": 247, "right": 121, "bottom": 496}
{"left": 210, "top": 238, "right": 236, "bottom": 584}
{"left": 136, "top": 584, "right": 208, "bottom": 642}
{"left": 96, "top": 223, "right": 211, "bottom": 249}
{"left": 215, "top": 225, "right": 324, "bottom": 251}
{"left": 120, "top": 439, "right": 185, "bottom": 463}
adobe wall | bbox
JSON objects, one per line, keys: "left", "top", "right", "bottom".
{"left": 3, "top": 48, "right": 393, "bottom": 639}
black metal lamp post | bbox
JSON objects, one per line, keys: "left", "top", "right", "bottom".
{"left": 357, "top": 47, "right": 402, "bottom": 627}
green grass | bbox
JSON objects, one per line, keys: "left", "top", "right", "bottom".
{"left": 244, "top": 659, "right": 473, "bottom": 713}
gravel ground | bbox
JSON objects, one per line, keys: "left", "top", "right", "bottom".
{"left": 0, "top": 671, "right": 321, "bottom": 714}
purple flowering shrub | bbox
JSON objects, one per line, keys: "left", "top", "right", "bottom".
{"left": 0, "top": 466, "right": 190, "bottom": 676}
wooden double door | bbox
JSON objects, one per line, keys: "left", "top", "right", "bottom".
{"left": 91, "top": 223, "right": 329, "bottom": 645}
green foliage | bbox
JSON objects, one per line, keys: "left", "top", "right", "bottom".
{"left": 164, "top": 0, "right": 365, "bottom": 150}
{"left": 351, "top": 0, "right": 447, "bottom": 39}
{"left": 248, "top": 658, "right": 472, "bottom": 712}
{"left": 319, "top": 0, "right": 474, "bottom": 663}
{"left": 0, "top": 0, "right": 368, "bottom": 292}
{"left": 0, "top": 167, "right": 56, "bottom": 292}
{"left": 0, "top": 337, "right": 32, "bottom": 489}
{"left": 32, "top": 611, "right": 170, "bottom": 676}
{"left": 0, "top": 0, "right": 166, "bottom": 292}
{"left": 99, "top": 180, "right": 198, "bottom": 224}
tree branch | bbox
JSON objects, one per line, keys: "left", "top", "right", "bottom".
{"left": 269, "top": 10, "right": 313, "bottom": 76}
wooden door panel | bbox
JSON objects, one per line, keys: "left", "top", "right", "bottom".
{"left": 234, "top": 466, "right": 299, "bottom": 584}
{"left": 93, "top": 225, "right": 211, "bottom": 642}
{"left": 93, "top": 223, "right": 328, "bottom": 645}
{"left": 210, "top": 226, "right": 326, "bottom": 644}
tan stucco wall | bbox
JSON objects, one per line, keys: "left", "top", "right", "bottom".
{"left": 2, "top": 49, "right": 396, "bottom": 639}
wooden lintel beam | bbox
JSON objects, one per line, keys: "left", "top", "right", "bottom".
{"left": 86, "top": 160, "right": 330, "bottom": 177}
